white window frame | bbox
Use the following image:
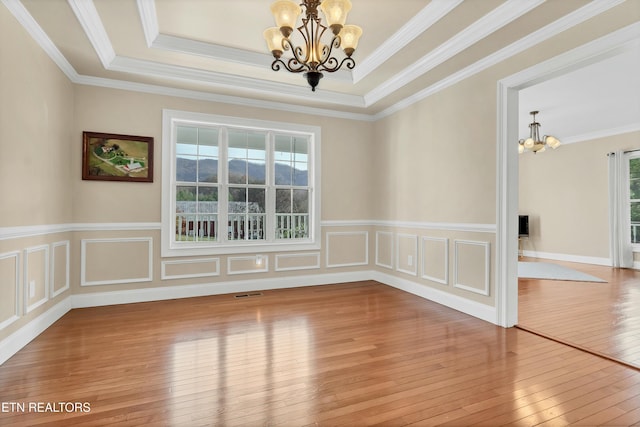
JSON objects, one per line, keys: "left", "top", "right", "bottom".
{"left": 627, "top": 152, "right": 640, "bottom": 251}
{"left": 162, "top": 109, "right": 321, "bottom": 257}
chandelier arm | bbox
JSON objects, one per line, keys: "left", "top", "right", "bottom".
{"left": 314, "top": 34, "right": 341, "bottom": 68}
{"left": 281, "top": 37, "right": 308, "bottom": 69}
{"left": 318, "top": 56, "right": 355, "bottom": 73}
{"left": 271, "top": 58, "right": 308, "bottom": 73}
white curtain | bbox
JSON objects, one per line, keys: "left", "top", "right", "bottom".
{"left": 608, "top": 151, "right": 633, "bottom": 268}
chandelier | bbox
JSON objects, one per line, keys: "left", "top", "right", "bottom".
{"left": 264, "top": 0, "right": 362, "bottom": 92}
{"left": 518, "top": 111, "right": 561, "bottom": 154}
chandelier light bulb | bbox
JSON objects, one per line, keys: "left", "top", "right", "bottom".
{"left": 320, "top": 0, "right": 352, "bottom": 34}
{"left": 545, "top": 135, "right": 561, "bottom": 149}
{"left": 263, "top": 27, "right": 284, "bottom": 58}
{"left": 340, "top": 25, "right": 362, "bottom": 56}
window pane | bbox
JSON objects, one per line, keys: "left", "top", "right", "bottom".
{"left": 293, "top": 164, "right": 308, "bottom": 186}
{"left": 630, "top": 158, "right": 640, "bottom": 180}
{"left": 176, "top": 186, "right": 196, "bottom": 202}
{"left": 293, "top": 137, "right": 308, "bottom": 162}
{"left": 198, "top": 187, "right": 218, "bottom": 205}
{"left": 276, "top": 189, "right": 291, "bottom": 213}
{"left": 176, "top": 126, "right": 198, "bottom": 156}
{"left": 248, "top": 161, "right": 266, "bottom": 185}
{"left": 631, "top": 178, "right": 640, "bottom": 200}
{"left": 228, "top": 130, "right": 266, "bottom": 185}
{"left": 176, "top": 156, "right": 197, "bottom": 182}
{"left": 198, "top": 128, "right": 218, "bottom": 153}
{"left": 229, "top": 187, "right": 247, "bottom": 212}
{"left": 631, "top": 202, "right": 640, "bottom": 244}
{"left": 175, "top": 186, "right": 196, "bottom": 241}
{"left": 228, "top": 159, "right": 246, "bottom": 184}
{"left": 275, "top": 162, "right": 292, "bottom": 185}
{"left": 293, "top": 189, "right": 309, "bottom": 213}
{"left": 275, "top": 135, "right": 308, "bottom": 186}
{"left": 248, "top": 188, "right": 266, "bottom": 213}
{"left": 275, "top": 136, "right": 292, "bottom": 161}
{"left": 198, "top": 158, "right": 218, "bottom": 183}
{"left": 248, "top": 188, "right": 266, "bottom": 240}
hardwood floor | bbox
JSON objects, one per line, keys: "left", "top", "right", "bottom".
{"left": 518, "top": 257, "right": 640, "bottom": 369}
{"left": 1, "top": 281, "right": 640, "bottom": 426}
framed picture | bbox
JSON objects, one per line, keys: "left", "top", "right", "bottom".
{"left": 82, "top": 131, "right": 154, "bottom": 182}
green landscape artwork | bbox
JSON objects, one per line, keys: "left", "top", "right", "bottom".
{"left": 82, "top": 131, "right": 154, "bottom": 182}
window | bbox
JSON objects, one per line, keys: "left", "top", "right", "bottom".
{"left": 629, "top": 155, "right": 640, "bottom": 245}
{"left": 162, "top": 110, "right": 320, "bottom": 257}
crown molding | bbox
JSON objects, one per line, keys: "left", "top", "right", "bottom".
{"left": 374, "top": 0, "right": 630, "bottom": 119}
{"left": 136, "top": 0, "right": 158, "bottom": 47}
{"left": 109, "top": 56, "right": 364, "bottom": 107}
{"left": 136, "top": 0, "right": 352, "bottom": 82}
{"left": 364, "top": 0, "right": 545, "bottom": 106}
{"left": 67, "top": 0, "right": 115, "bottom": 67}
{"left": 73, "top": 74, "right": 374, "bottom": 121}
{"left": 562, "top": 122, "right": 640, "bottom": 145}
{"left": 353, "top": 0, "right": 463, "bottom": 83}
{"left": 154, "top": 33, "right": 273, "bottom": 68}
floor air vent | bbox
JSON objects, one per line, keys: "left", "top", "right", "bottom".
{"left": 234, "top": 292, "right": 263, "bottom": 298}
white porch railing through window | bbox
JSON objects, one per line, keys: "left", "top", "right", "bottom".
{"left": 175, "top": 214, "right": 218, "bottom": 241}
{"left": 175, "top": 213, "right": 309, "bottom": 241}
{"left": 276, "top": 213, "right": 309, "bottom": 239}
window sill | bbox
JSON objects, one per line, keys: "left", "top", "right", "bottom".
{"left": 161, "top": 239, "right": 320, "bottom": 258}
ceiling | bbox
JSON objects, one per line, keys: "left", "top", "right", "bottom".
{"left": 5, "top": 0, "right": 640, "bottom": 139}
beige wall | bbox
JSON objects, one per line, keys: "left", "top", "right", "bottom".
{"left": 371, "top": 76, "right": 497, "bottom": 224}
{"left": 0, "top": 5, "right": 74, "bottom": 338}
{"left": 519, "top": 132, "right": 640, "bottom": 259}
{"left": 0, "top": 5, "right": 74, "bottom": 227}
{"left": 72, "top": 86, "right": 375, "bottom": 223}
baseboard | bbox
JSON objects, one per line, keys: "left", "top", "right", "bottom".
{"left": 71, "top": 271, "right": 370, "bottom": 308}
{"left": 0, "top": 297, "right": 72, "bottom": 365}
{"left": 371, "top": 271, "right": 497, "bottom": 325}
{"left": 521, "top": 250, "right": 610, "bottom": 266}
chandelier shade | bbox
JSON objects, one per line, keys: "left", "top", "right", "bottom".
{"left": 264, "top": 0, "right": 362, "bottom": 91}
{"left": 518, "top": 111, "right": 561, "bottom": 154}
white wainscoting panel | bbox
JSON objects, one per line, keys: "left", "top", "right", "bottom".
{"left": 421, "top": 236, "right": 449, "bottom": 285}
{"left": 326, "top": 231, "right": 369, "bottom": 268}
{"left": 161, "top": 258, "right": 220, "bottom": 280}
{"left": 0, "top": 251, "right": 20, "bottom": 331}
{"left": 275, "top": 253, "right": 321, "bottom": 272}
{"left": 227, "top": 255, "right": 269, "bottom": 275}
{"left": 375, "top": 231, "right": 394, "bottom": 269}
{"left": 396, "top": 233, "right": 418, "bottom": 276}
{"left": 51, "top": 241, "right": 70, "bottom": 298}
{"left": 454, "top": 240, "right": 491, "bottom": 296}
{"left": 81, "top": 238, "right": 153, "bottom": 286}
{"left": 24, "top": 245, "right": 49, "bottom": 314}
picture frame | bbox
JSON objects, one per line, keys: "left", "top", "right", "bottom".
{"left": 82, "top": 131, "right": 154, "bottom": 182}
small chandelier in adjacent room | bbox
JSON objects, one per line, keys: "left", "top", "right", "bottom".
{"left": 518, "top": 110, "right": 561, "bottom": 154}
{"left": 264, "top": 0, "right": 362, "bottom": 92}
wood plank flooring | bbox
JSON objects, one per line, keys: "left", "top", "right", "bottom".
{"left": 1, "top": 281, "right": 640, "bottom": 426}
{"left": 518, "top": 257, "right": 640, "bottom": 369}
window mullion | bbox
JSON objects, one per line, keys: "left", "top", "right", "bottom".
{"left": 219, "top": 127, "right": 229, "bottom": 244}
{"left": 266, "top": 132, "right": 275, "bottom": 243}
